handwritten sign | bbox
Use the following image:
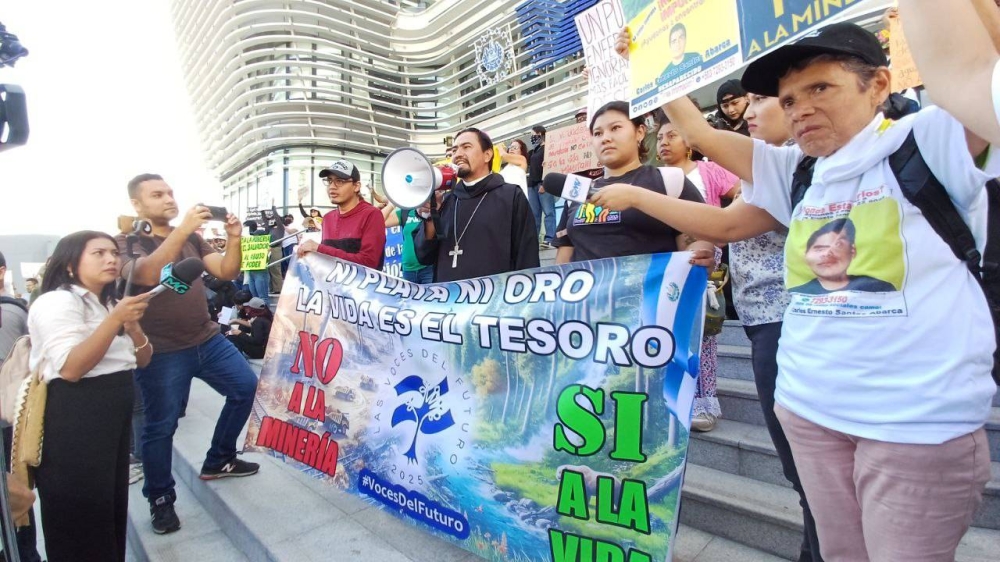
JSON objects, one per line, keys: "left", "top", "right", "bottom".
{"left": 576, "top": 0, "right": 630, "bottom": 120}
{"left": 543, "top": 122, "right": 601, "bottom": 177}
{"left": 241, "top": 235, "right": 271, "bottom": 271}
{"left": 889, "top": 15, "right": 921, "bottom": 91}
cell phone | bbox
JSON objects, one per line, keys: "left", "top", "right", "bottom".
{"left": 204, "top": 205, "right": 228, "bottom": 221}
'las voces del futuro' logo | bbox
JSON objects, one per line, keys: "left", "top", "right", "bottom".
{"left": 390, "top": 374, "right": 456, "bottom": 464}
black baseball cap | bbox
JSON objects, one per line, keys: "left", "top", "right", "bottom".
{"left": 716, "top": 79, "right": 747, "bottom": 106}
{"left": 741, "top": 23, "right": 888, "bottom": 97}
{"left": 318, "top": 159, "right": 360, "bottom": 182}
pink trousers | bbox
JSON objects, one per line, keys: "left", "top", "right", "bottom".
{"left": 775, "top": 404, "right": 991, "bottom": 562}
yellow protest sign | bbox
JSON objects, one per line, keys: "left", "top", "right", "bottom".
{"left": 625, "top": 0, "right": 742, "bottom": 116}
{"left": 241, "top": 235, "right": 271, "bottom": 271}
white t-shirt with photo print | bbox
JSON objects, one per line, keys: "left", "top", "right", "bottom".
{"left": 744, "top": 107, "right": 999, "bottom": 445}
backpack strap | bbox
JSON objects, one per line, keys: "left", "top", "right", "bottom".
{"left": 0, "top": 296, "right": 28, "bottom": 315}
{"left": 982, "top": 178, "right": 1000, "bottom": 278}
{"left": 790, "top": 156, "right": 818, "bottom": 212}
{"left": 658, "top": 167, "right": 686, "bottom": 198}
{"left": 888, "top": 132, "right": 983, "bottom": 276}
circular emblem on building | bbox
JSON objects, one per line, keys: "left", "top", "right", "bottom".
{"left": 474, "top": 27, "right": 515, "bottom": 87}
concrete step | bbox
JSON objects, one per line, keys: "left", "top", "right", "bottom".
{"left": 717, "top": 344, "right": 753, "bottom": 382}
{"left": 717, "top": 320, "right": 750, "bottom": 348}
{"left": 680, "top": 464, "right": 1000, "bottom": 561}
{"left": 160, "top": 379, "right": 803, "bottom": 562}
{"left": 688, "top": 418, "right": 1000, "bottom": 531}
{"left": 127, "top": 461, "right": 248, "bottom": 562}
{"left": 716, "top": 378, "right": 1000, "bottom": 463}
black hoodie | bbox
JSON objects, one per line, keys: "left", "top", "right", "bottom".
{"left": 413, "top": 173, "right": 540, "bottom": 282}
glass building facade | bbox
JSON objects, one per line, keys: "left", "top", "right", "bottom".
{"left": 169, "top": 0, "right": 891, "bottom": 217}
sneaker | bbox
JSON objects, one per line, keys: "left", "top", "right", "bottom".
{"left": 150, "top": 498, "right": 181, "bottom": 535}
{"left": 690, "top": 413, "right": 717, "bottom": 432}
{"left": 128, "top": 462, "right": 144, "bottom": 485}
{"left": 540, "top": 241, "right": 552, "bottom": 249}
{"left": 199, "top": 457, "right": 260, "bottom": 481}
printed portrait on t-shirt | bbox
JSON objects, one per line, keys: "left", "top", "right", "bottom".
{"left": 788, "top": 218, "right": 897, "bottom": 295}
{"left": 785, "top": 187, "right": 907, "bottom": 318}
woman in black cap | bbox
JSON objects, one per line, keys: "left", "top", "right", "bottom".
{"left": 602, "top": 22, "right": 999, "bottom": 560}
{"left": 713, "top": 79, "right": 750, "bottom": 135}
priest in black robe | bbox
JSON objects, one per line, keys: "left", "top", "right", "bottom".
{"left": 414, "top": 128, "right": 539, "bottom": 282}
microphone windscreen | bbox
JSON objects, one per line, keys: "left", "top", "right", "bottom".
{"left": 172, "top": 257, "right": 206, "bottom": 283}
{"left": 543, "top": 173, "right": 592, "bottom": 204}
{"left": 542, "top": 173, "right": 567, "bottom": 198}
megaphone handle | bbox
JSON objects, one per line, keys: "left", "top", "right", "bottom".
{"left": 429, "top": 191, "right": 445, "bottom": 241}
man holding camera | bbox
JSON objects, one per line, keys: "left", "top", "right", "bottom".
{"left": 118, "top": 173, "right": 259, "bottom": 535}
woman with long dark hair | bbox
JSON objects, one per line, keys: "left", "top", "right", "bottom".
{"left": 27, "top": 231, "right": 152, "bottom": 561}
{"left": 551, "top": 101, "right": 718, "bottom": 429}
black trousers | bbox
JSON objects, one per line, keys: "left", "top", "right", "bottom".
{"left": 35, "top": 371, "right": 133, "bottom": 562}
{"left": 227, "top": 333, "right": 265, "bottom": 359}
{"left": 744, "top": 322, "right": 823, "bottom": 562}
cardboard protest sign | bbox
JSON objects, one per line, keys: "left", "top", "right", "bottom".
{"left": 542, "top": 123, "right": 601, "bottom": 177}
{"left": 888, "top": 14, "right": 921, "bottom": 91}
{"left": 247, "top": 252, "right": 708, "bottom": 561}
{"left": 576, "top": 0, "right": 631, "bottom": 119}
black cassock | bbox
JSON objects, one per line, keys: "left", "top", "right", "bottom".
{"left": 413, "top": 173, "right": 539, "bottom": 282}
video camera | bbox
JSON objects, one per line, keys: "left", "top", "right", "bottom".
{"left": 0, "top": 21, "right": 29, "bottom": 153}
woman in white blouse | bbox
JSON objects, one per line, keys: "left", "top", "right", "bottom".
{"left": 28, "top": 231, "right": 153, "bottom": 562}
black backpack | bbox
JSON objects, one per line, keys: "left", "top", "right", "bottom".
{"left": 791, "top": 131, "right": 1000, "bottom": 385}
{"left": 0, "top": 296, "right": 28, "bottom": 330}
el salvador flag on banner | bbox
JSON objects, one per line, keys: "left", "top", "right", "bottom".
{"left": 642, "top": 252, "right": 707, "bottom": 431}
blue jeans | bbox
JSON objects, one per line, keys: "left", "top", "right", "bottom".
{"left": 527, "top": 183, "right": 556, "bottom": 243}
{"left": 246, "top": 269, "right": 269, "bottom": 298}
{"left": 135, "top": 334, "right": 258, "bottom": 503}
{"left": 281, "top": 245, "right": 295, "bottom": 276}
{"left": 402, "top": 266, "right": 434, "bottom": 284}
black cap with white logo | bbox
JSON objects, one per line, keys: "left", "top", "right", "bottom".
{"left": 741, "top": 23, "right": 888, "bottom": 97}
{"left": 318, "top": 159, "right": 360, "bottom": 182}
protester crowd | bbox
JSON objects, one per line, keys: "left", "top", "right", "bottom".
{"left": 2, "top": 4, "right": 1000, "bottom": 561}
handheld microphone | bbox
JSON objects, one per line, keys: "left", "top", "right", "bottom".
{"left": 541, "top": 173, "right": 597, "bottom": 204}
{"left": 118, "top": 257, "right": 205, "bottom": 336}
{"left": 148, "top": 257, "right": 205, "bottom": 298}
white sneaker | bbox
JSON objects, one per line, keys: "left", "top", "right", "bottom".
{"left": 690, "top": 413, "right": 717, "bottom": 432}
{"left": 129, "top": 463, "right": 145, "bottom": 485}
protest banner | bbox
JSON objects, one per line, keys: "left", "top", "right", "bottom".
{"left": 542, "top": 122, "right": 601, "bottom": 177}
{"left": 247, "top": 252, "right": 707, "bottom": 562}
{"left": 576, "top": 0, "right": 630, "bottom": 120}
{"left": 240, "top": 235, "right": 271, "bottom": 271}
{"left": 384, "top": 226, "right": 404, "bottom": 277}
{"left": 888, "top": 14, "right": 921, "bottom": 91}
{"left": 624, "top": 0, "right": 873, "bottom": 116}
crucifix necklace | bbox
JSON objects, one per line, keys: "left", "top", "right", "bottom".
{"left": 450, "top": 192, "right": 489, "bottom": 268}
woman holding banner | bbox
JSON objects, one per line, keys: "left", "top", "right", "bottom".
{"left": 551, "top": 100, "right": 721, "bottom": 431}
{"left": 596, "top": 23, "right": 997, "bottom": 560}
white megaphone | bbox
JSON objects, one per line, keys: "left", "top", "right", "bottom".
{"left": 381, "top": 147, "right": 458, "bottom": 209}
